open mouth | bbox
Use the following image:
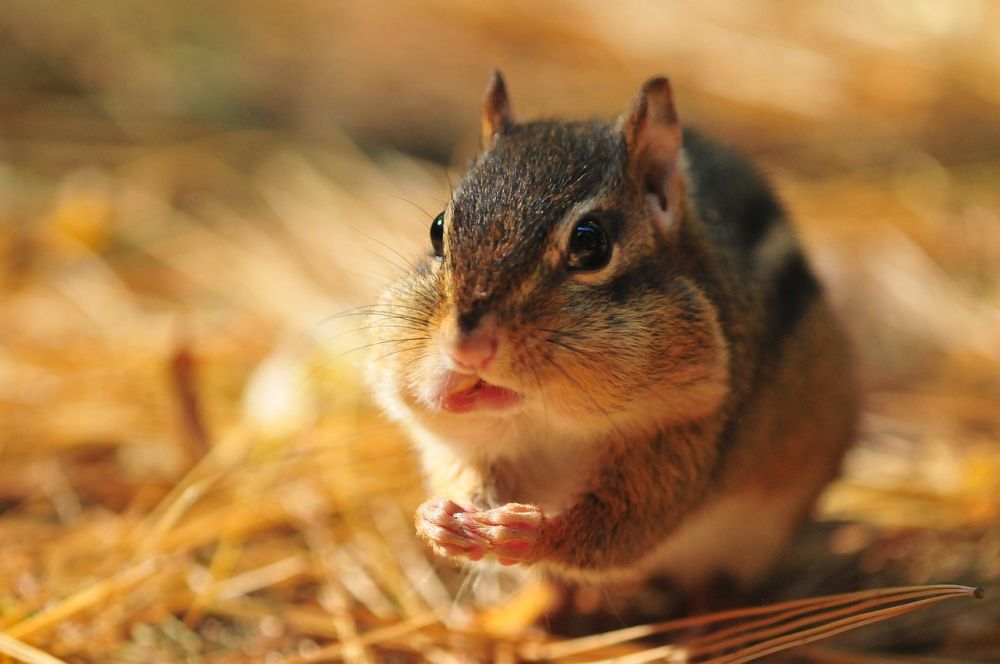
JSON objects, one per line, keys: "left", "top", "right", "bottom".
{"left": 441, "top": 374, "right": 522, "bottom": 414}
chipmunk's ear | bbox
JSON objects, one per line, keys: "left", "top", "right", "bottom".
{"left": 621, "top": 77, "right": 684, "bottom": 226}
{"left": 482, "top": 69, "right": 514, "bottom": 143}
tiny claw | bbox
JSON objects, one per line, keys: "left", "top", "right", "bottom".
{"left": 455, "top": 502, "right": 543, "bottom": 529}
{"left": 416, "top": 498, "right": 489, "bottom": 562}
{"left": 452, "top": 503, "right": 544, "bottom": 563}
{"left": 418, "top": 498, "right": 467, "bottom": 522}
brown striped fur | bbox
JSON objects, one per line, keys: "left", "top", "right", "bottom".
{"left": 366, "top": 72, "right": 858, "bottom": 590}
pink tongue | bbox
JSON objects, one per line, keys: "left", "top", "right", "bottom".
{"left": 439, "top": 375, "right": 521, "bottom": 413}
{"left": 443, "top": 382, "right": 481, "bottom": 413}
{"left": 476, "top": 382, "right": 522, "bottom": 409}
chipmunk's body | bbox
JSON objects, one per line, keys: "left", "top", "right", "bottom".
{"left": 367, "top": 72, "right": 857, "bottom": 590}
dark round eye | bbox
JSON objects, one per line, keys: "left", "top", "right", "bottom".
{"left": 567, "top": 217, "right": 610, "bottom": 271}
{"left": 430, "top": 212, "right": 444, "bottom": 257}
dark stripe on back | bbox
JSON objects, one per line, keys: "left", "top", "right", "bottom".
{"left": 682, "top": 128, "right": 784, "bottom": 255}
{"left": 766, "top": 252, "right": 821, "bottom": 345}
{"left": 738, "top": 189, "right": 783, "bottom": 251}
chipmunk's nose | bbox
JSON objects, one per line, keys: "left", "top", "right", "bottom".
{"left": 449, "top": 327, "right": 498, "bottom": 371}
{"left": 448, "top": 307, "right": 499, "bottom": 371}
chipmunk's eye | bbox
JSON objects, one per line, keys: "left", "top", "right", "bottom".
{"left": 567, "top": 217, "right": 610, "bottom": 271}
{"left": 430, "top": 212, "right": 445, "bottom": 257}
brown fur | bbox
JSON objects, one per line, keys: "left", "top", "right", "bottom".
{"left": 365, "top": 72, "right": 858, "bottom": 590}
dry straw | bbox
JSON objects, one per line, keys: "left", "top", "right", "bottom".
{"left": 2, "top": 2, "right": 999, "bottom": 661}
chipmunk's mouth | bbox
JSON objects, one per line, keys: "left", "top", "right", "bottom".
{"left": 438, "top": 372, "right": 522, "bottom": 414}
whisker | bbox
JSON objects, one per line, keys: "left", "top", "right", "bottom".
{"left": 366, "top": 248, "right": 413, "bottom": 276}
{"left": 443, "top": 167, "right": 454, "bottom": 199}
{"left": 383, "top": 193, "right": 434, "bottom": 222}
{"left": 356, "top": 228, "right": 425, "bottom": 277}
{"left": 453, "top": 567, "right": 478, "bottom": 609}
{"left": 373, "top": 301, "right": 435, "bottom": 316}
{"left": 318, "top": 310, "right": 429, "bottom": 327}
{"left": 601, "top": 585, "right": 627, "bottom": 630}
{"left": 546, "top": 336, "right": 584, "bottom": 356}
{"left": 314, "top": 304, "right": 407, "bottom": 326}
{"left": 539, "top": 326, "right": 587, "bottom": 341}
{"left": 335, "top": 337, "right": 430, "bottom": 361}
{"left": 527, "top": 360, "right": 549, "bottom": 429}
{"left": 376, "top": 345, "right": 430, "bottom": 363}
{"left": 541, "top": 353, "right": 626, "bottom": 442}
{"left": 316, "top": 324, "right": 429, "bottom": 349}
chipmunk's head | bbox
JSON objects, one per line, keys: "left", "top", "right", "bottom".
{"left": 368, "top": 71, "right": 729, "bottom": 454}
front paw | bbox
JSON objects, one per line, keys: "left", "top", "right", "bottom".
{"left": 453, "top": 503, "right": 545, "bottom": 565}
{"left": 415, "top": 498, "right": 489, "bottom": 561}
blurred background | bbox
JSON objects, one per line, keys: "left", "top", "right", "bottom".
{"left": 1, "top": 1, "right": 998, "bottom": 662}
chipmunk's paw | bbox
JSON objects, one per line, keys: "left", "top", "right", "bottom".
{"left": 416, "top": 498, "right": 489, "bottom": 560}
{"left": 415, "top": 498, "right": 488, "bottom": 561}
{"left": 454, "top": 503, "right": 545, "bottom": 565}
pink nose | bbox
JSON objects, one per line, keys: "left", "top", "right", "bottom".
{"left": 449, "top": 331, "right": 498, "bottom": 371}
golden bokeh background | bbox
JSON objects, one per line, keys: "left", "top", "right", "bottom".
{"left": 1, "top": 2, "right": 998, "bottom": 662}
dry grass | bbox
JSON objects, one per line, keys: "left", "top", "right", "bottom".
{"left": 1, "top": 2, "right": 998, "bottom": 662}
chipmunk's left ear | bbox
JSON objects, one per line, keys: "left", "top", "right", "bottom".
{"left": 621, "top": 77, "right": 685, "bottom": 227}
{"left": 482, "top": 69, "right": 514, "bottom": 144}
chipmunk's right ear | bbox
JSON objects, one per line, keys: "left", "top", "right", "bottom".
{"left": 621, "top": 77, "right": 684, "bottom": 228}
{"left": 482, "top": 69, "right": 514, "bottom": 144}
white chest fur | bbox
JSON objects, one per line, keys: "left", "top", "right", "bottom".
{"left": 407, "top": 401, "right": 605, "bottom": 516}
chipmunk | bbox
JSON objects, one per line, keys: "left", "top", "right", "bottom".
{"left": 366, "top": 71, "right": 858, "bottom": 592}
